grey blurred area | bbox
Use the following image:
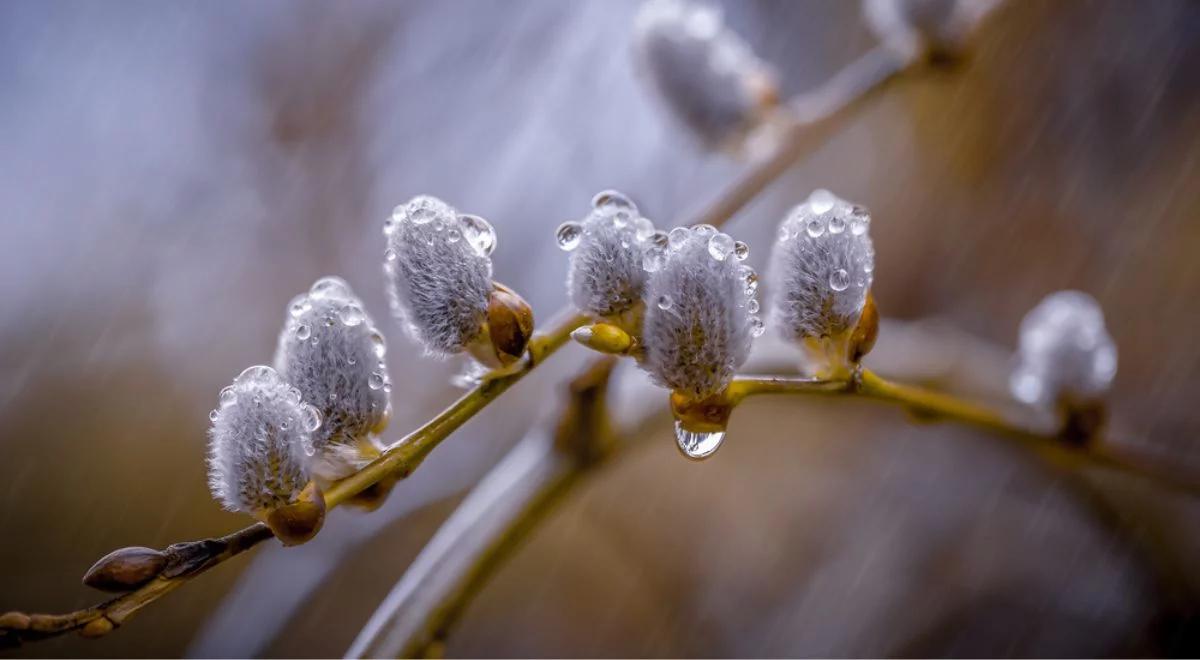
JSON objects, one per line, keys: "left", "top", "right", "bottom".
{"left": 1, "top": 0, "right": 1199, "bottom": 657}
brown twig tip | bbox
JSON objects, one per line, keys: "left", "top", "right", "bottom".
{"left": 82, "top": 546, "right": 168, "bottom": 592}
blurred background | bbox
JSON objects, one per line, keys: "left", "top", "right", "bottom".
{"left": 2, "top": 0, "right": 1199, "bottom": 656}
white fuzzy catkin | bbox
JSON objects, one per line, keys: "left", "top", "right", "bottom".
{"left": 384, "top": 195, "right": 496, "bottom": 356}
{"left": 768, "top": 189, "right": 875, "bottom": 343}
{"left": 559, "top": 190, "right": 661, "bottom": 322}
{"left": 274, "top": 276, "right": 391, "bottom": 479}
{"left": 1010, "top": 290, "right": 1118, "bottom": 408}
{"left": 641, "top": 224, "right": 761, "bottom": 399}
{"left": 207, "top": 365, "right": 321, "bottom": 514}
{"left": 633, "top": 0, "right": 776, "bottom": 147}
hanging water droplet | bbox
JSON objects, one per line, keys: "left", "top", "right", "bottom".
{"left": 808, "top": 189, "right": 835, "bottom": 214}
{"left": 733, "top": 241, "right": 749, "bottom": 260}
{"left": 339, "top": 305, "right": 365, "bottom": 327}
{"left": 208, "top": 409, "right": 219, "bottom": 422}
{"left": 633, "top": 217, "right": 655, "bottom": 241}
{"left": 657, "top": 294, "right": 673, "bottom": 310}
{"left": 302, "top": 405, "right": 323, "bottom": 432}
{"left": 592, "top": 189, "right": 637, "bottom": 213}
{"left": 219, "top": 386, "right": 237, "bottom": 407}
{"left": 368, "top": 372, "right": 385, "bottom": 390}
{"left": 707, "top": 233, "right": 734, "bottom": 261}
{"left": 747, "top": 298, "right": 760, "bottom": 314}
{"left": 447, "top": 227, "right": 461, "bottom": 243}
{"left": 459, "top": 214, "right": 496, "bottom": 256}
{"left": 384, "top": 248, "right": 397, "bottom": 262}
{"left": 806, "top": 217, "right": 825, "bottom": 238}
{"left": 828, "top": 215, "right": 846, "bottom": 234}
{"left": 750, "top": 316, "right": 765, "bottom": 337}
{"left": 674, "top": 421, "right": 726, "bottom": 460}
{"left": 556, "top": 222, "right": 583, "bottom": 251}
{"left": 383, "top": 382, "right": 392, "bottom": 393}
{"left": 830, "top": 268, "right": 849, "bottom": 291}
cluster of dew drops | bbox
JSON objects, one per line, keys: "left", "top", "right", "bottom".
{"left": 556, "top": 191, "right": 763, "bottom": 337}
{"left": 288, "top": 277, "right": 393, "bottom": 398}
{"left": 778, "top": 189, "right": 874, "bottom": 295}
{"left": 384, "top": 195, "right": 497, "bottom": 260}
{"left": 209, "top": 365, "right": 325, "bottom": 458}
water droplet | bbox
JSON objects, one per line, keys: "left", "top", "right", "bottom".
{"left": 733, "top": 241, "right": 749, "bottom": 260}
{"left": 451, "top": 359, "right": 491, "bottom": 389}
{"left": 556, "top": 222, "right": 583, "bottom": 251}
{"left": 370, "top": 332, "right": 387, "bottom": 359}
{"left": 368, "top": 372, "right": 385, "bottom": 390}
{"left": 642, "top": 245, "right": 668, "bottom": 273}
{"left": 668, "top": 226, "right": 690, "bottom": 247}
{"left": 236, "top": 365, "right": 275, "bottom": 383}
{"left": 806, "top": 217, "right": 825, "bottom": 238}
{"left": 741, "top": 267, "right": 759, "bottom": 294}
{"left": 611, "top": 210, "right": 631, "bottom": 230}
{"left": 347, "top": 357, "right": 357, "bottom": 366}
{"left": 708, "top": 233, "right": 734, "bottom": 261}
{"left": 850, "top": 207, "right": 870, "bottom": 235}
{"left": 383, "top": 382, "right": 392, "bottom": 393}
{"left": 219, "top": 386, "right": 237, "bottom": 407}
{"left": 447, "top": 228, "right": 461, "bottom": 243}
{"left": 289, "top": 297, "right": 311, "bottom": 318}
{"left": 591, "top": 190, "right": 637, "bottom": 213}
{"left": 633, "top": 217, "right": 655, "bottom": 241}
{"left": 339, "top": 305, "right": 365, "bottom": 327}
{"left": 650, "top": 230, "right": 669, "bottom": 249}
{"left": 296, "top": 324, "right": 312, "bottom": 340}
{"left": 432, "top": 219, "right": 445, "bottom": 232}
{"left": 674, "top": 421, "right": 726, "bottom": 460}
{"left": 863, "top": 261, "right": 874, "bottom": 274}
{"left": 459, "top": 214, "right": 496, "bottom": 256}
{"left": 384, "top": 248, "right": 397, "bottom": 262}
{"left": 750, "top": 316, "right": 765, "bottom": 337}
{"left": 408, "top": 197, "right": 441, "bottom": 224}
{"left": 310, "top": 276, "right": 351, "bottom": 299}
{"left": 208, "top": 409, "right": 219, "bottom": 422}
{"left": 328, "top": 392, "right": 338, "bottom": 402}
{"left": 830, "top": 268, "right": 849, "bottom": 291}
{"left": 657, "top": 294, "right": 673, "bottom": 310}
{"left": 747, "top": 298, "right": 760, "bottom": 314}
{"left": 279, "top": 419, "right": 289, "bottom": 430}
{"left": 808, "top": 189, "right": 835, "bottom": 214}
{"left": 694, "top": 224, "right": 717, "bottom": 237}
{"left": 302, "top": 405, "right": 322, "bottom": 432}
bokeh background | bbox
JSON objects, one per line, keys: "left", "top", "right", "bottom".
{"left": 2, "top": 0, "right": 1199, "bottom": 656}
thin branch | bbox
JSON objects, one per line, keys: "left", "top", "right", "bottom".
{"left": 346, "top": 359, "right": 617, "bottom": 659}
{"left": 0, "top": 311, "right": 587, "bottom": 648}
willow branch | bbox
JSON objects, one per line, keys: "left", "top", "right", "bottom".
{"left": 730, "top": 370, "right": 1200, "bottom": 496}
{"left": 0, "top": 311, "right": 587, "bottom": 648}
{"left": 346, "top": 359, "right": 617, "bottom": 659}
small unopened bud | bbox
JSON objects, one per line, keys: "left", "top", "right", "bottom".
{"left": 572, "top": 323, "right": 635, "bottom": 356}
{"left": 0, "top": 612, "right": 31, "bottom": 631}
{"left": 78, "top": 617, "right": 114, "bottom": 639}
{"left": 642, "top": 225, "right": 760, "bottom": 404}
{"left": 82, "top": 546, "right": 167, "bottom": 592}
{"left": 384, "top": 195, "right": 495, "bottom": 356}
{"left": 477, "top": 282, "right": 535, "bottom": 367}
{"left": 561, "top": 191, "right": 660, "bottom": 334}
{"left": 768, "top": 189, "right": 876, "bottom": 379}
{"left": 633, "top": 0, "right": 779, "bottom": 149}
{"left": 207, "top": 366, "right": 321, "bottom": 537}
{"left": 275, "top": 276, "right": 392, "bottom": 481}
{"left": 265, "top": 481, "right": 326, "bottom": 547}
{"left": 1010, "top": 291, "right": 1117, "bottom": 419}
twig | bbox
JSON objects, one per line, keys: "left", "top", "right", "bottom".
{"left": 0, "top": 311, "right": 587, "bottom": 648}
{"left": 346, "top": 359, "right": 617, "bottom": 659}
